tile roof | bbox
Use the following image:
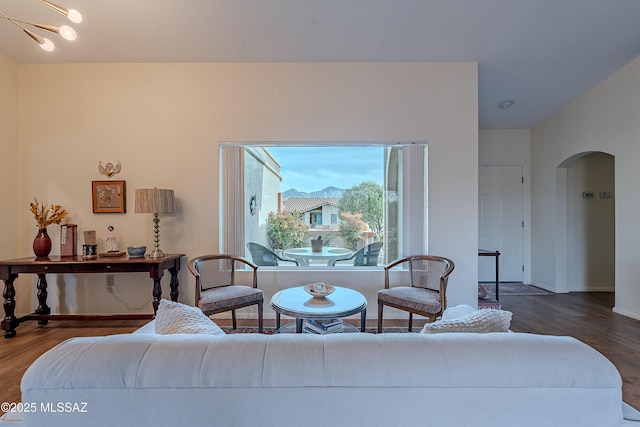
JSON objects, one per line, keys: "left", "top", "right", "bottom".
{"left": 283, "top": 198, "right": 340, "bottom": 213}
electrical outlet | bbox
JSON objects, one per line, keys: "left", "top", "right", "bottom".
{"left": 106, "top": 274, "right": 115, "bottom": 287}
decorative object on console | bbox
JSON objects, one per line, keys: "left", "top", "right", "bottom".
{"left": 92, "top": 180, "right": 126, "bottom": 213}
{"left": 82, "top": 230, "right": 97, "bottom": 259}
{"left": 98, "top": 226, "right": 126, "bottom": 257}
{"left": 82, "top": 244, "right": 97, "bottom": 258}
{"left": 105, "top": 225, "right": 119, "bottom": 252}
{"left": 0, "top": 1, "right": 81, "bottom": 53}
{"left": 98, "top": 160, "right": 122, "bottom": 178}
{"left": 59, "top": 223, "right": 77, "bottom": 256}
{"left": 478, "top": 284, "right": 488, "bottom": 299}
{"left": 126, "top": 246, "right": 147, "bottom": 257}
{"left": 29, "top": 198, "right": 68, "bottom": 257}
{"left": 135, "top": 188, "right": 176, "bottom": 258}
{"left": 32, "top": 228, "right": 52, "bottom": 258}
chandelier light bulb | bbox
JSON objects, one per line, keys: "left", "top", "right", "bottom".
{"left": 39, "top": 37, "right": 55, "bottom": 51}
{"left": 40, "top": 1, "right": 82, "bottom": 23}
{"left": 67, "top": 9, "right": 82, "bottom": 24}
{"left": 58, "top": 25, "right": 76, "bottom": 41}
{"left": 2, "top": 2, "right": 82, "bottom": 54}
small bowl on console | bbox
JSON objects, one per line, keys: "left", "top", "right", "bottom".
{"left": 127, "top": 246, "right": 147, "bottom": 257}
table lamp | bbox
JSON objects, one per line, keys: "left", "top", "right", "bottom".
{"left": 134, "top": 188, "right": 175, "bottom": 258}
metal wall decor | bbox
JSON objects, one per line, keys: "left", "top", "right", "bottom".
{"left": 98, "top": 160, "right": 122, "bottom": 178}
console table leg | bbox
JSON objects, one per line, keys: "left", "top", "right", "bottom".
{"left": 2, "top": 276, "right": 18, "bottom": 338}
{"left": 35, "top": 273, "right": 50, "bottom": 325}
{"left": 152, "top": 277, "right": 162, "bottom": 315}
{"left": 169, "top": 268, "right": 179, "bottom": 302}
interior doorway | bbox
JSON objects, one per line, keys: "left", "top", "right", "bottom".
{"left": 556, "top": 152, "right": 615, "bottom": 293}
{"left": 478, "top": 165, "right": 524, "bottom": 282}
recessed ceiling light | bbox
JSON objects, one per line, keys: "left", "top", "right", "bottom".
{"left": 498, "top": 99, "right": 515, "bottom": 110}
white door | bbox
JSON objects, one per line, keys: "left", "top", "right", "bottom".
{"left": 479, "top": 165, "right": 524, "bottom": 282}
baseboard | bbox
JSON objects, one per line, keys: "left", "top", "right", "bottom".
{"left": 530, "top": 281, "right": 558, "bottom": 293}
{"left": 613, "top": 307, "right": 640, "bottom": 321}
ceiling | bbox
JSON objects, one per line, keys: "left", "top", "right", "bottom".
{"left": 1, "top": 0, "right": 639, "bottom": 129}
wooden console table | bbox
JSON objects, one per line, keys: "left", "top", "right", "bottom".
{"left": 0, "top": 254, "right": 184, "bottom": 338}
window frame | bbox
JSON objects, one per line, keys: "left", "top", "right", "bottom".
{"left": 220, "top": 141, "right": 427, "bottom": 269}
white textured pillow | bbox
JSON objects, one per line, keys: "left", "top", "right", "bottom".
{"left": 155, "top": 299, "right": 225, "bottom": 335}
{"left": 421, "top": 308, "right": 512, "bottom": 334}
{"left": 441, "top": 304, "right": 477, "bottom": 321}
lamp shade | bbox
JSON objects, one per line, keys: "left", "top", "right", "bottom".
{"left": 135, "top": 189, "right": 175, "bottom": 214}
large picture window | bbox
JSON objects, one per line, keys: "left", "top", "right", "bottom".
{"left": 220, "top": 142, "right": 427, "bottom": 268}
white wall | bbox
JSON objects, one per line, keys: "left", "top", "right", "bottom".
{"left": 532, "top": 56, "right": 640, "bottom": 319}
{"left": 14, "top": 62, "right": 478, "bottom": 319}
{"left": 479, "top": 130, "right": 530, "bottom": 165}
{"left": 244, "top": 147, "right": 281, "bottom": 248}
{"left": 0, "top": 53, "right": 18, "bottom": 260}
{"left": 478, "top": 129, "right": 531, "bottom": 283}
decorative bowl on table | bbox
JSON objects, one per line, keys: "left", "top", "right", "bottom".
{"left": 127, "top": 246, "right": 147, "bottom": 257}
{"left": 304, "top": 283, "right": 335, "bottom": 298}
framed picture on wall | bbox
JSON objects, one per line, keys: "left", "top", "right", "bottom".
{"left": 92, "top": 180, "right": 126, "bottom": 213}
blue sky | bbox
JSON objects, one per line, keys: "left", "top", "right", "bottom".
{"left": 268, "top": 146, "right": 384, "bottom": 193}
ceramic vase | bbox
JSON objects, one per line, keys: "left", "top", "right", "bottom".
{"left": 33, "top": 228, "right": 52, "bottom": 257}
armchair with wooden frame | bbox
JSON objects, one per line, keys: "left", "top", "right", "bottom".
{"left": 378, "top": 255, "right": 455, "bottom": 333}
{"left": 188, "top": 254, "right": 263, "bottom": 333}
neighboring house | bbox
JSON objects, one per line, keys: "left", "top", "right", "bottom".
{"left": 282, "top": 197, "right": 376, "bottom": 250}
{"left": 283, "top": 198, "right": 341, "bottom": 229}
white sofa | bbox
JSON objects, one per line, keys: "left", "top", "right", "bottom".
{"left": 14, "top": 328, "right": 640, "bottom": 426}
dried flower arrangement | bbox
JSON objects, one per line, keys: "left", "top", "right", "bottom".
{"left": 29, "top": 198, "right": 68, "bottom": 229}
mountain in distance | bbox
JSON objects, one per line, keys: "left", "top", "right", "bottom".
{"left": 283, "top": 186, "right": 344, "bottom": 200}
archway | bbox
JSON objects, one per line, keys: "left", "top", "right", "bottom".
{"left": 556, "top": 151, "right": 615, "bottom": 294}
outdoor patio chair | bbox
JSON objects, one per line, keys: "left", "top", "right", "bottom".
{"left": 329, "top": 242, "right": 383, "bottom": 266}
{"left": 378, "top": 255, "right": 455, "bottom": 332}
{"left": 246, "top": 242, "right": 299, "bottom": 266}
{"left": 188, "top": 254, "right": 263, "bottom": 332}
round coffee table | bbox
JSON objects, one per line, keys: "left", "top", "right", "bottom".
{"left": 270, "top": 285, "right": 367, "bottom": 333}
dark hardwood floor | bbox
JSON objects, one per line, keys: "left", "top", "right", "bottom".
{"left": 500, "top": 292, "right": 640, "bottom": 409}
{"left": 0, "top": 292, "right": 638, "bottom": 412}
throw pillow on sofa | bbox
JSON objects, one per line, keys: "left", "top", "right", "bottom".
{"left": 421, "top": 308, "right": 512, "bottom": 334}
{"left": 441, "top": 304, "right": 477, "bottom": 321}
{"left": 155, "top": 299, "right": 226, "bottom": 335}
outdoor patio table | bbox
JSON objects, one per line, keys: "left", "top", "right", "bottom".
{"left": 283, "top": 247, "right": 352, "bottom": 266}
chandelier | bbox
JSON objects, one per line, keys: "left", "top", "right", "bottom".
{"left": 0, "top": 1, "right": 82, "bottom": 52}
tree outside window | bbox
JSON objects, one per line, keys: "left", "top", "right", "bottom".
{"left": 338, "top": 180, "right": 384, "bottom": 239}
{"left": 338, "top": 212, "right": 367, "bottom": 250}
{"left": 267, "top": 211, "right": 309, "bottom": 250}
